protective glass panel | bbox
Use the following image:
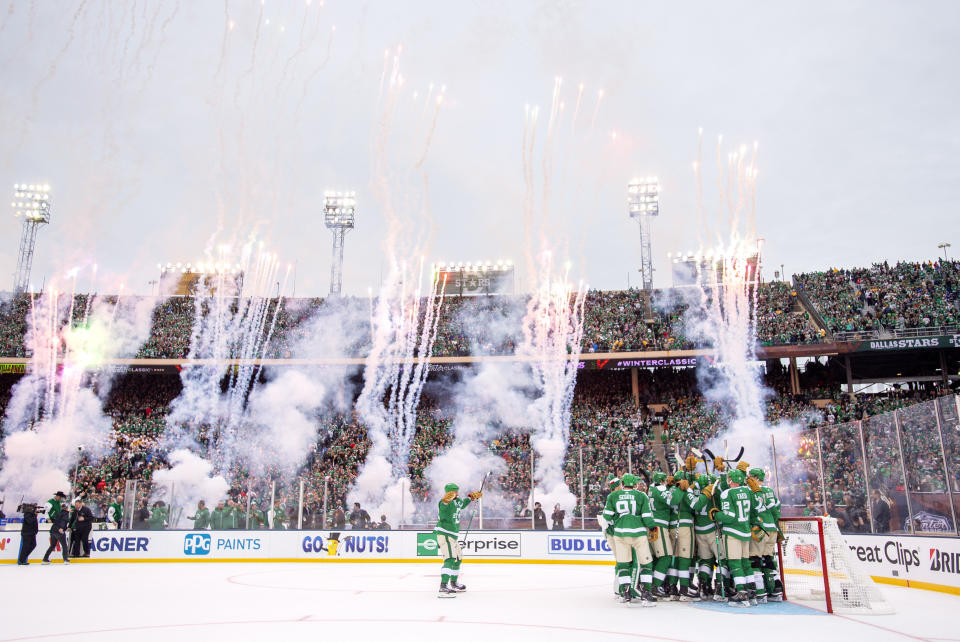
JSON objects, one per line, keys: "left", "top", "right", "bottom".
{"left": 900, "top": 400, "right": 955, "bottom": 533}
{"left": 818, "top": 421, "right": 871, "bottom": 533}
{"left": 863, "top": 412, "right": 908, "bottom": 534}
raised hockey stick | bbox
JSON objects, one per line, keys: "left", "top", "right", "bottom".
{"left": 460, "top": 471, "right": 492, "bottom": 546}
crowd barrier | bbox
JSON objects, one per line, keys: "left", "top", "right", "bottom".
{"left": 3, "top": 528, "right": 960, "bottom": 595}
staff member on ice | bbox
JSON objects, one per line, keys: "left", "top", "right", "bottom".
{"left": 434, "top": 482, "right": 482, "bottom": 598}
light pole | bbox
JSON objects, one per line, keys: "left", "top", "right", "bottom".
{"left": 324, "top": 191, "right": 356, "bottom": 297}
{"left": 938, "top": 242, "right": 952, "bottom": 261}
{"left": 627, "top": 177, "right": 660, "bottom": 291}
{"left": 10, "top": 183, "right": 51, "bottom": 294}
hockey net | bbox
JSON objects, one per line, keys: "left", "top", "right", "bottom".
{"left": 778, "top": 516, "right": 894, "bottom": 614}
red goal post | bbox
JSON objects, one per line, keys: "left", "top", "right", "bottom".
{"left": 778, "top": 516, "right": 894, "bottom": 615}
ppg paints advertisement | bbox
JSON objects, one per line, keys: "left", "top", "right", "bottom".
{"left": 3, "top": 528, "right": 960, "bottom": 593}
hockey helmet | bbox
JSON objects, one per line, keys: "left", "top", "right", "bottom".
{"left": 728, "top": 469, "right": 746, "bottom": 485}
{"left": 444, "top": 482, "right": 459, "bottom": 493}
{"left": 652, "top": 471, "right": 666, "bottom": 484}
{"left": 621, "top": 473, "right": 639, "bottom": 488}
{"left": 749, "top": 468, "right": 765, "bottom": 481}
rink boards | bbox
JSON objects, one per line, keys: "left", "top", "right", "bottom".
{"left": 4, "top": 528, "right": 960, "bottom": 594}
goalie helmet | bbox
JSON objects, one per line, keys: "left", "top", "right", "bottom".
{"left": 748, "top": 467, "right": 765, "bottom": 481}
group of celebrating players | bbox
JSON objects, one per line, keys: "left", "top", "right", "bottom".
{"left": 598, "top": 455, "right": 784, "bottom": 607}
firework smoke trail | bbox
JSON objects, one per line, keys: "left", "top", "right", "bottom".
{"left": 129, "top": 0, "right": 165, "bottom": 77}
{"left": 419, "top": 82, "right": 435, "bottom": 122}
{"left": 276, "top": 0, "right": 319, "bottom": 94}
{"left": 350, "top": 53, "right": 446, "bottom": 518}
{"left": 0, "top": 272, "right": 159, "bottom": 500}
{"left": 214, "top": 0, "right": 233, "bottom": 82}
{"left": 293, "top": 24, "right": 335, "bottom": 123}
{"left": 233, "top": 0, "right": 264, "bottom": 112}
{"left": 588, "top": 89, "right": 604, "bottom": 133}
{"left": 0, "top": 0, "right": 15, "bottom": 39}
{"left": 8, "top": 0, "right": 88, "bottom": 160}
{"left": 414, "top": 92, "right": 443, "bottom": 168}
{"left": 138, "top": 0, "right": 180, "bottom": 95}
{"left": 164, "top": 242, "right": 286, "bottom": 475}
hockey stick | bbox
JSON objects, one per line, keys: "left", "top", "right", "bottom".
{"left": 459, "top": 471, "right": 492, "bottom": 546}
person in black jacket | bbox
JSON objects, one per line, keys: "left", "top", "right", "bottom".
{"left": 871, "top": 489, "right": 891, "bottom": 534}
{"left": 17, "top": 503, "right": 39, "bottom": 565}
{"left": 69, "top": 499, "right": 94, "bottom": 557}
{"left": 42, "top": 505, "right": 71, "bottom": 564}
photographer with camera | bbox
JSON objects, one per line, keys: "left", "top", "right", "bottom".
{"left": 16, "top": 502, "right": 41, "bottom": 565}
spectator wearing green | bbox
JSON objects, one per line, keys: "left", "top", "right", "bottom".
{"left": 188, "top": 501, "right": 210, "bottom": 530}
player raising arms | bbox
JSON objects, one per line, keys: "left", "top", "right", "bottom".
{"left": 434, "top": 482, "right": 483, "bottom": 598}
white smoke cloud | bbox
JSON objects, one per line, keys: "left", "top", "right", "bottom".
{"left": 152, "top": 449, "right": 229, "bottom": 529}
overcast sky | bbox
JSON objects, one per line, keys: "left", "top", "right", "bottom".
{"left": 0, "top": 0, "right": 957, "bottom": 297}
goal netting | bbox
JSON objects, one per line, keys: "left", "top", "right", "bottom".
{"left": 778, "top": 516, "right": 894, "bottom": 614}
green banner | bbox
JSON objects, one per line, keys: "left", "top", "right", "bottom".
{"left": 0, "top": 363, "right": 26, "bottom": 374}
{"left": 854, "top": 334, "right": 960, "bottom": 352}
{"left": 416, "top": 533, "right": 439, "bottom": 556}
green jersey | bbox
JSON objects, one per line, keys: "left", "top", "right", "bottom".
{"left": 687, "top": 488, "right": 715, "bottom": 534}
{"left": 602, "top": 489, "right": 655, "bottom": 538}
{"left": 107, "top": 502, "right": 123, "bottom": 526}
{"left": 248, "top": 509, "right": 266, "bottom": 530}
{"left": 715, "top": 485, "right": 759, "bottom": 541}
{"left": 147, "top": 506, "right": 168, "bottom": 530}
{"left": 221, "top": 506, "right": 237, "bottom": 529}
{"left": 757, "top": 485, "right": 780, "bottom": 532}
{"left": 648, "top": 484, "right": 679, "bottom": 527}
{"left": 434, "top": 497, "right": 472, "bottom": 539}
{"left": 272, "top": 507, "right": 286, "bottom": 530}
{"left": 46, "top": 498, "right": 64, "bottom": 520}
{"left": 189, "top": 507, "right": 210, "bottom": 530}
{"left": 675, "top": 486, "right": 694, "bottom": 527}
{"left": 211, "top": 507, "right": 224, "bottom": 530}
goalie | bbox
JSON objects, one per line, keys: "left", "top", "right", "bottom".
{"left": 434, "top": 482, "right": 483, "bottom": 598}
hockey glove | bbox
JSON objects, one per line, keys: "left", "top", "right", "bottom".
{"left": 647, "top": 527, "right": 659, "bottom": 542}
{"left": 442, "top": 491, "right": 457, "bottom": 503}
{"left": 467, "top": 491, "right": 483, "bottom": 501}
{"left": 678, "top": 479, "right": 689, "bottom": 491}
{"left": 708, "top": 508, "right": 720, "bottom": 521}
{"left": 702, "top": 484, "right": 714, "bottom": 499}
{"left": 736, "top": 461, "right": 750, "bottom": 473}
{"left": 745, "top": 477, "right": 761, "bottom": 493}
{"left": 713, "top": 457, "right": 725, "bottom": 472}
{"left": 751, "top": 525, "right": 763, "bottom": 542}
{"left": 684, "top": 454, "right": 698, "bottom": 472}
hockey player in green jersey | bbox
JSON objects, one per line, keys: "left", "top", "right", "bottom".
{"left": 434, "top": 482, "right": 483, "bottom": 598}
{"left": 596, "top": 474, "right": 622, "bottom": 597}
{"left": 673, "top": 471, "right": 699, "bottom": 600}
{"left": 748, "top": 468, "right": 783, "bottom": 602}
{"left": 646, "top": 471, "right": 678, "bottom": 598}
{"left": 602, "top": 473, "right": 657, "bottom": 605}
{"left": 711, "top": 469, "right": 761, "bottom": 607}
{"left": 689, "top": 473, "right": 719, "bottom": 600}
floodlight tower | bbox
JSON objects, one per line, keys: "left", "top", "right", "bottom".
{"left": 627, "top": 177, "right": 660, "bottom": 291}
{"left": 323, "top": 191, "right": 356, "bottom": 297}
{"left": 11, "top": 183, "right": 51, "bottom": 294}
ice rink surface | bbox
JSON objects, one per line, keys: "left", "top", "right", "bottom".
{"left": 1, "top": 561, "right": 956, "bottom": 642}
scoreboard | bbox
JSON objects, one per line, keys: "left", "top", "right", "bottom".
{"left": 435, "top": 262, "right": 514, "bottom": 296}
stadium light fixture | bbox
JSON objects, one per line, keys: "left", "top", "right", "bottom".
{"left": 11, "top": 182, "right": 52, "bottom": 293}
{"left": 323, "top": 190, "right": 357, "bottom": 297}
{"left": 627, "top": 177, "right": 660, "bottom": 291}
{"left": 938, "top": 242, "right": 951, "bottom": 261}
